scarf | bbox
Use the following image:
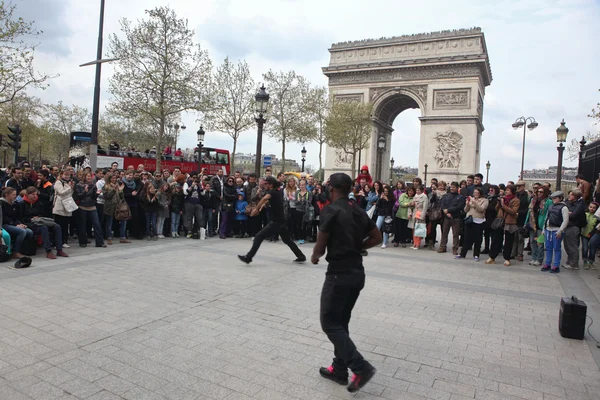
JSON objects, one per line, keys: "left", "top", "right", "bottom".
{"left": 122, "top": 177, "right": 136, "bottom": 190}
{"left": 503, "top": 193, "right": 515, "bottom": 206}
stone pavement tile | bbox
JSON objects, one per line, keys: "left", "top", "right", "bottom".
{"left": 474, "top": 388, "right": 526, "bottom": 400}
{"left": 123, "top": 387, "right": 167, "bottom": 400}
{"left": 2, "top": 350, "right": 40, "bottom": 369}
{"left": 457, "top": 373, "right": 499, "bottom": 391}
{"left": 407, "top": 382, "right": 452, "bottom": 400}
{"left": 58, "top": 377, "right": 102, "bottom": 398}
{"left": 94, "top": 374, "right": 136, "bottom": 395}
{"left": 0, "top": 383, "right": 34, "bottom": 400}
{"left": 35, "top": 366, "right": 78, "bottom": 386}
{"left": 19, "top": 380, "right": 67, "bottom": 400}
{"left": 2, "top": 361, "right": 53, "bottom": 381}
{"left": 520, "top": 378, "right": 567, "bottom": 398}
{"left": 188, "top": 378, "right": 234, "bottom": 400}
{"left": 285, "top": 383, "right": 331, "bottom": 400}
{"left": 381, "top": 386, "right": 427, "bottom": 399}
{"left": 442, "top": 361, "right": 481, "bottom": 377}
{"left": 433, "top": 379, "right": 476, "bottom": 398}
{"left": 220, "top": 375, "right": 264, "bottom": 396}
{"left": 420, "top": 365, "right": 460, "bottom": 381}
{"left": 393, "top": 369, "right": 436, "bottom": 387}
{"left": 102, "top": 361, "right": 167, "bottom": 391}
{"left": 254, "top": 387, "right": 299, "bottom": 400}
{"left": 156, "top": 382, "right": 202, "bottom": 400}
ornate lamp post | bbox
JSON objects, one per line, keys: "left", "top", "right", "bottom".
{"left": 301, "top": 146, "right": 307, "bottom": 172}
{"left": 423, "top": 163, "right": 428, "bottom": 184}
{"left": 512, "top": 116, "right": 539, "bottom": 180}
{"left": 196, "top": 126, "right": 205, "bottom": 174}
{"left": 167, "top": 122, "right": 186, "bottom": 150}
{"left": 578, "top": 136, "right": 587, "bottom": 175}
{"left": 555, "top": 119, "right": 569, "bottom": 191}
{"left": 254, "top": 85, "right": 269, "bottom": 177}
{"left": 485, "top": 160, "right": 491, "bottom": 183}
{"left": 389, "top": 157, "right": 395, "bottom": 185}
{"left": 377, "top": 135, "right": 386, "bottom": 180}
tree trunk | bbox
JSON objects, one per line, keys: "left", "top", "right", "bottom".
{"left": 318, "top": 141, "right": 323, "bottom": 174}
{"left": 351, "top": 150, "right": 357, "bottom": 180}
{"left": 281, "top": 134, "right": 286, "bottom": 172}
{"left": 156, "top": 118, "right": 164, "bottom": 172}
{"left": 231, "top": 137, "right": 237, "bottom": 172}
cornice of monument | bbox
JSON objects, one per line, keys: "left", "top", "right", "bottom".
{"left": 330, "top": 27, "right": 483, "bottom": 50}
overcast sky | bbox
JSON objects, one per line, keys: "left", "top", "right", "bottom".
{"left": 20, "top": 0, "right": 600, "bottom": 183}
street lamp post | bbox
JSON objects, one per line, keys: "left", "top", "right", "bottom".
{"left": 167, "top": 123, "right": 186, "bottom": 151}
{"left": 301, "top": 146, "right": 307, "bottom": 172}
{"left": 389, "top": 157, "right": 395, "bottom": 185}
{"left": 423, "top": 163, "right": 428, "bottom": 185}
{"left": 377, "top": 136, "right": 386, "bottom": 180}
{"left": 555, "top": 119, "right": 569, "bottom": 191}
{"left": 254, "top": 85, "right": 269, "bottom": 177}
{"left": 512, "top": 116, "right": 539, "bottom": 180}
{"left": 196, "top": 126, "right": 205, "bottom": 174}
{"left": 485, "top": 160, "right": 491, "bottom": 183}
{"left": 578, "top": 136, "right": 587, "bottom": 175}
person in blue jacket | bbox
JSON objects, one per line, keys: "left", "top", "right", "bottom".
{"left": 235, "top": 193, "right": 248, "bottom": 238}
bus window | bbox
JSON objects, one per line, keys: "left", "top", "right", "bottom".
{"left": 217, "top": 152, "right": 229, "bottom": 165}
{"left": 202, "top": 150, "right": 217, "bottom": 164}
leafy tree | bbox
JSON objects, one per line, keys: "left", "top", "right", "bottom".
{"left": 43, "top": 101, "right": 91, "bottom": 163}
{"left": 107, "top": 6, "right": 212, "bottom": 171}
{"left": 263, "top": 70, "right": 311, "bottom": 172}
{"left": 0, "top": 92, "right": 44, "bottom": 163}
{"left": 0, "top": 2, "right": 52, "bottom": 104}
{"left": 204, "top": 57, "right": 255, "bottom": 168}
{"left": 324, "top": 99, "right": 373, "bottom": 175}
{"left": 298, "top": 86, "right": 329, "bottom": 173}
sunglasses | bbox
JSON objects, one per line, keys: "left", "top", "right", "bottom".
{"left": 537, "top": 191, "right": 544, "bottom": 194}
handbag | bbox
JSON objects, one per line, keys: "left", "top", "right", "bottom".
{"left": 427, "top": 206, "right": 442, "bottom": 221}
{"left": 366, "top": 206, "right": 375, "bottom": 219}
{"left": 414, "top": 222, "right": 427, "bottom": 238}
{"left": 62, "top": 196, "right": 78, "bottom": 213}
{"left": 31, "top": 217, "right": 57, "bottom": 228}
{"left": 491, "top": 217, "right": 504, "bottom": 230}
{"left": 384, "top": 216, "right": 393, "bottom": 233}
{"left": 115, "top": 201, "right": 132, "bottom": 221}
{"left": 463, "top": 215, "right": 474, "bottom": 225}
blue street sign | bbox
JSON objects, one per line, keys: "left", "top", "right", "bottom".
{"left": 263, "top": 156, "right": 272, "bottom": 166}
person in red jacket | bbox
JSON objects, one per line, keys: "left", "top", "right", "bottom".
{"left": 355, "top": 165, "right": 373, "bottom": 186}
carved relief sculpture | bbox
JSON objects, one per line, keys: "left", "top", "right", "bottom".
{"left": 434, "top": 89, "right": 470, "bottom": 108}
{"left": 434, "top": 131, "right": 462, "bottom": 169}
{"left": 334, "top": 149, "right": 353, "bottom": 167}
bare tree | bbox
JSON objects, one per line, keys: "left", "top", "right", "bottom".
{"left": 263, "top": 70, "right": 311, "bottom": 172}
{"left": 566, "top": 131, "right": 600, "bottom": 162}
{"left": 107, "top": 6, "right": 212, "bottom": 171}
{"left": 43, "top": 101, "right": 91, "bottom": 162}
{"left": 324, "top": 100, "right": 373, "bottom": 175}
{"left": 204, "top": 57, "right": 255, "bottom": 167}
{"left": 299, "top": 86, "right": 329, "bottom": 174}
{"left": 0, "top": 2, "right": 53, "bottom": 104}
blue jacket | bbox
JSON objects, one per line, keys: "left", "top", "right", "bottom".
{"left": 235, "top": 200, "right": 248, "bottom": 221}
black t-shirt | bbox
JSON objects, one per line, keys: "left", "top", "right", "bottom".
{"left": 268, "top": 189, "right": 285, "bottom": 222}
{"left": 319, "top": 197, "right": 376, "bottom": 274}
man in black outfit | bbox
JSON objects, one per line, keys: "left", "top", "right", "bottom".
{"left": 311, "top": 173, "right": 381, "bottom": 393}
{"left": 238, "top": 176, "right": 305, "bottom": 264}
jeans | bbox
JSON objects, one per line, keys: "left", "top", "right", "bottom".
{"left": 104, "top": 215, "right": 127, "bottom": 239}
{"left": 78, "top": 209, "right": 104, "bottom": 246}
{"left": 544, "top": 229, "right": 563, "bottom": 268}
{"left": 530, "top": 229, "right": 545, "bottom": 263}
{"left": 156, "top": 215, "right": 166, "bottom": 236}
{"left": 440, "top": 218, "right": 461, "bottom": 251}
{"left": 375, "top": 215, "right": 389, "bottom": 245}
{"left": 245, "top": 221, "right": 305, "bottom": 261}
{"left": 171, "top": 212, "right": 182, "bottom": 234}
{"left": 203, "top": 209, "right": 215, "bottom": 235}
{"left": 511, "top": 228, "right": 526, "bottom": 258}
{"left": 563, "top": 226, "right": 580, "bottom": 267}
{"left": 320, "top": 272, "right": 369, "bottom": 374}
{"left": 589, "top": 233, "right": 600, "bottom": 264}
{"left": 39, "top": 224, "right": 63, "bottom": 252}
{"left": 3, "top": 224, "right": 33, "bottom": 253}
{"left": 460, "top": 222, "right": 484, "bottom": 258}
{"left": 581, "top": 236, "right": 592, "bottom": 261}
{"left": 145, "top": 212, "right": 157, "bottom": 237}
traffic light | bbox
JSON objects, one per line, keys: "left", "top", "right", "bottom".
{"left": 7, "top": 125, "right": 22, "bottom": 164}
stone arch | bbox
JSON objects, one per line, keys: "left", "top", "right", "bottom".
{"left": 322, "top": 28, "right": 492, "bottom": 183}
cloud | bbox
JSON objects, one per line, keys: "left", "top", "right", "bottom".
{"left": 16, "top": 0, "right": 72, "bottom": 56}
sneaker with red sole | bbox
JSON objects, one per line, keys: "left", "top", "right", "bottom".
{"left": 319, "top": 365, "right": 348, "bottom": 385}
{"left": 347, "top": 365, "right": 376, "bottom": 393}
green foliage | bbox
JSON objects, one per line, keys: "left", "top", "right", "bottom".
{"left": 107, "top": 6, "right": 212, "bottom": 171}
{"left": 325, "top": 99, "right": 373, "bottom": 175}
{"left": 0, "top": 1, "right": 52, "bottom": 104}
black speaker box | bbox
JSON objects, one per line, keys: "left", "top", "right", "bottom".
{"left": 559, "top": 296, "right": 587, "bottom": 340}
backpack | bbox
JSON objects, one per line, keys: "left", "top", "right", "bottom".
{"left": 114, "top": 201, "right": 132, "bottom": 221}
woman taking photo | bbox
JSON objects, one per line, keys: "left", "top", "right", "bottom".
{"left": 102, "top": 172, "right": 129, "bottom": 244}
{"left": 53, "top": 169, "right": 75, "bottom": 248}
{"left": 410, "top": 185, "right": 429, "bottom": 250}
{"left": 284, "top": 177, "right": 299, "bottom": 239}
{"left": 456, "top": 187, "right": 488, "bottom": 260}
{"left": 375, "top": 186, "right": 395, "bottom": 249}
{"left": 74, "top": 172, "right": 105, "bottom": 248}
{"left": 485, "top": 184, "right": 520, "bottom": 267}
{"left": 295, "top": 180, "right": 313, "bottom": 245}
{"left": 393, "top": 186, "right": 415, "bottom": 247}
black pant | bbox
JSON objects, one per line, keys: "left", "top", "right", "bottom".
{"left": 320, "top": 272, "right": 368, "bottom": 374}
{"left": 245, "top": 221, "right": 305, "bottom": 260}
{"left": 393, "top": 218, "right": 410, "bottom": 244}
{"left": 489, "top": 228, "right": 505, "bottom": 260}
{"left": 234, "top": 220, "right": 247, "bottom": 237}
{"left": 427, "top": 219, "right": 440, "bottom": 244}
{"left": 503, "top": 229, "right": 516, "bottom": 261}
{"left": 460, "top": 222, "right": 484, "bottom": 258}
{"left": 53, "top": 215, "right": 70, "bottom": 244}
{"left": 483, "top": 224, "right": 492, "bottom": 251}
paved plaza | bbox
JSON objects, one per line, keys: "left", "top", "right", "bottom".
{"left": 0, "top": 238, "right": 599, "bottom": 400}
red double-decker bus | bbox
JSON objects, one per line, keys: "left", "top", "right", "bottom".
{"left": 96, "top": 147, "right": 231, "bottom": 175}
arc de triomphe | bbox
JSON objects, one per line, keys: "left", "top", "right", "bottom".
{"left": 322, "top": 28, "right": 492, "bottom": 184}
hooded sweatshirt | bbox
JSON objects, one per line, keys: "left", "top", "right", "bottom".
{"left": 356, "top": 165, "right": 373, "bottom": 186}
